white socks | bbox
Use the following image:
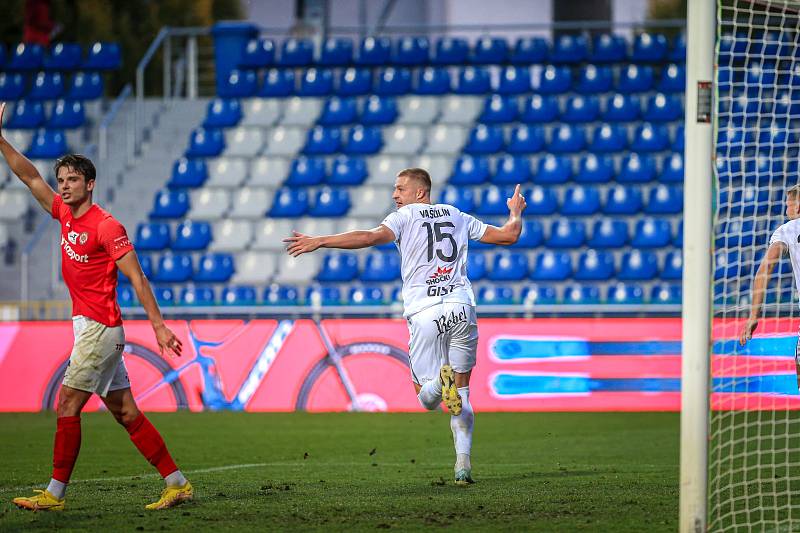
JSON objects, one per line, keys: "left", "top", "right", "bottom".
{"left": 46, "top": 478, "right": 67, "bottom": 499}
{"left": 417, "top": 378, "right": 443, "bottom": 410}
{"left": 450, "top": 386, "right": 474, "bottom": 471}
{"left": 165, "top": 469, "right": 188, "bottom": 488}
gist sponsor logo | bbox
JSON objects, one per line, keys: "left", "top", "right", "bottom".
{"left": 61, "top": 236, "right": 89, "bottom": 263}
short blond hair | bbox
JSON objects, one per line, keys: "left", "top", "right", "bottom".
{"left": 397, "top": 168, "right": 432, "bottom": 194}
{"left": 787, "top": 184, "right": 800, "bottom": 199}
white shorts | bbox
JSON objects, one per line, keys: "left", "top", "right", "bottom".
{"left": 62, "top": 315, "right": 129, "bottom": 397}
{"left": 406, "top": 302, "right": 478, "bottom": 385}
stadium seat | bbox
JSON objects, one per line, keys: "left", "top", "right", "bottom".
{"left": 563, "top": 283, "right": 601, "bottom": 305}
{"left": 382, "top": 125, "right": 425, "bottom": 155}
{"left": 7, "top": 101, "right": 45, "bottom": 129}
{"left": 550, "top": 34, "right": 588, "bottom": 63}
{"left": 305, "top": 285, "right": 342, "bottom": 306}
{"left": 135, "top": 222, "right": 170, "bottom": 251}
{"left": 204, "top": 98, "right": 242, "bottom": 128}
{"left": 574, "top": 64, "right": 613, "bottom": 94}
{"left": 590, "top": 34, "right": 627, "bottom": 63}
{"left": 361, "top": 95, "right": 398, "bottom": 125}
{"left": 535, "top": 154, "right": 571, "bottom": 184}
{"left": 530, "top": 251, "right": 572, "bottom": 281}
{"left": 269, "top": 187, "right": 308, "bottom": 217}
{"left": 432, "top": 37, "right": 469, "bottom": 65}
{"left": 263, "top": 284, "right": 300, "bottom": 305}
{"left": 348, "top": 186, "right": 392, "bottom": 218}
{"left": 218, "top": 69, "right": 258, "bottom": 98}
{"left": 229, "top": 187, "right": 273, "bottom": 220}
{"left": 249, "top": 156, "right": 291, "bottom": 187}
{"left": 561, "top": 186, "right": 600, "bottom": 215}
{"left": 84, "top": 42, "right": 121, "bottom": 70}
{"left": 562, "top": 95, "right": 599, "bottom": 123}
{"left": 117, "top": 286, "right": 136, "bottom": 306}
{"left": 240, "top": 98, "right": 282, "bottom": 126}
{"left": 630, "top": 218, "right": 672, "bottom": 248}
{"left": 475, "top": 185, "right": 517, "bottom": 215}
{"left": 467, "top": 253, "right": 487, "bottom": 280}
{"left": 66, "top": 71, "right": 103, "bottom": 100}
{"left": 525, "top": 186, "right": 558, "bottom": 215}
{"left": 286, "top": 157, "right": 326, "bottom": 186}
{"left": 674, "top": 220, "right": 683, "bottom": 247}
{"left": 317, "top": 252, "right": 359, "bottom": 282}
{"left": 28, "top": 72, "right": 64, "bottom": 100}
{"left": 44, "top": 42, "right": 82, "bottom": 70}
{"left": 7, "top": 43, "right": 43, "bottom": 70}
{"left": 304, "top": 126, "right": 341, "bottom": 155}
{"left": 194, "top": 253, "right": 235, "bottom": 282}
{"left": 328, "top": 156, "right": 367, "bottom": 186}
{"left": 714, "top": 250, "right": 742, "bottom": 281}
{"left": 309, "top": 187, "right": 350, "bottom": 217}
{"left": 646, "top": 185, "right": 683, "bottom": 214}
{"left": 511, "top": 37, "right": 548, "bottom": 64}
{"left": 520, "top": 284, "right": 557, "bottom": 305}
{"left": 367, "top": 154, "right": 409, "bottom": 184}
{"left": 589, "top": 123, "right": 627, "bottom": 152}
{"left": 672, "top": 124, "right": 685, "bottom": 152}
{"left": 397, "top": 95, "right": 439, "bottom": 124}
{"left": 494, "top": 155, "right": 531, "bottom": 184}
{"left": 471, "top": 37, "right": 508, "bottom": 64}
{"left": 511, "top": 220, "right": 544, "bottom": 248}
{"left": 480, "top": 95, "right": 518, "bottom": 123}
{"left": 26, "top": 129, "right": 67, "bottom": 158}
{"left": 279, "top": 38, "right": 313, "bottom": 67}
{"left": 576, "top": 154, "right": 614, "bottom": 183}
{"left": 393, "top": 36, "right": 429, "bottom": 66}
{"left": 337, "top": 67, "right": 372, "bottom": 96}
{"left": 230, "top": 252, "right": 277, "bottom": 285}
{"left": 662, "top": 251, "right": 682, "bottom": 280}
{"left": 173, "top": 220, "right": 212, "bottom": 250}
{"left": 299, "top": 68, "right": 334, "bottom": 96}
{"left": 153, "top": 286, "right": 175, "bottom": 306}
{"left": 607, "top": 283, "right": 645, "bottom": 305}
{"left": 604, "top": 185, "right": 643, "bottom": 215}
{"left": 259, "top": 68, "right": 295, "bottom": 97}
{"left": 619, "top": 250, "right": 659, "bottom": 281}
{"left": 548, "top": 124, "right": 586, "bottom": 153}
{"left": 669, "top": 32, "right": 687, "bottom": 61}
{"left": 497, "top": 66, "right": 531, "bottom": 94}
{"left": 206, "top": 157, "right": 248, "bottom": 188}
{"left": 546, "top": 219, "right": 586, "bottom": 248}
{"left": 488, "top": 251, "right": 528, "bottom": 281}
{"left": 425, "top": 123, "right": 470, "bottom": 154}
{"left": 438, "top": 185, "right": 475, "bottom": 212}
{"left": 281, "top": 96, "right": 323, "bottom": 126}
{"left": 507, "top": 125, "right": 545, "bottom": 154}
{"left": 660, "top": 153, "right": 684, "bottom": 183}
{"left": 537, "top": 65, "right": 571, "bottom": 94}
{"left": 357, "top": 37, "right": 392, "bottom": 66}
{"left": 263, "top": 126, "right": 305, "bottom": 156}
{"left": 361, "top": 252, "right": 401, "bottom": 282}
{"left": 439, "top": 94, "right": 484, "bottom": 124}
{"left": 617, "top": 65, "right": 654, "bottom": 93}
{"left": 455, "top": 66, "right": 491, "bottom": 94}
{"left": 344, "top": 126, "right": 382, "bottom": 154}
{"left": 47, "top": 100, "right": 85, "bottom": 129}
{"left": 619, "top": 154, "right": 656, "bottom": 183}
{"left": 186, "top": 128, "right": 224, "bottom": 157}
{"left": 464, "top": 125, "right": 504, "bottom": 154}
{"left": 632, "top": 32, "right": 668, "bottom": 62}
{"left": 658, "top": 64, "right": 686, "bottom": 93}
{"left": 602, "top": 94, "right": 641, "bottom": 122}
{"left": 240, "top": 38, "right": 275, "bottom": 67}
{"left": 150, "top": 189, "right": 189, "bottom": 218}
{"left": 643, "top": 93, "right": 682, "bottom": 122}
{"left": 251, "top": 218, "right": 293, "bottom": 251}
{"left": 319, "top": 96, "right": 358, "bottom": 126}
{"left": 320, "top": 37, "right": 352, "bottom": 66}
{"left": 154, "top": 254, "right": 193, "bottom": 283}
{"left": 588, "top": 219, "right": 628, "bottom": 248}
{"left": 450, "top": 155, "right": 490, "bottom": 185}
{"left": 415, "top": 67, "right": 451, "bottom": 96}
{"left": 223, "top": 127, "right": 264, "bottom": 157}
{"left": 209, "top": 219, "right": 253, "bottom": 252}
{"left": 374, "top": 67, "right": 412, "bottom": 96}
{"left": 477, "top": 286, "right": 515, "bottom": 305}
{"left": 631, "top": 123, "right": 670, "bottom": 152}
{"left": 0, "top": 73, "right": 25, "bottom": 100}
{"left": 651, "top": 283, "right": 681, "bottom": 305}
{"left": 220, "top": 286, "right": 257, "bottom": 306}
{"left": 348, "top": 285, "right": 385, "bottom": 305}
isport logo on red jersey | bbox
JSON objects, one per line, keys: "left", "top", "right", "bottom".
{"left": 61, "top": 236, "right": 89, "bottom": 263}
{"left": 427, "top": 265, "right": 453, "bottom": 285}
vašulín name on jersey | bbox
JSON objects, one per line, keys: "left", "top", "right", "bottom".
{"left": 433, "top": 306, "right": 468, "bottom": 336}
{"left": 419, "top": 207, "right": 451, "bottom": 219}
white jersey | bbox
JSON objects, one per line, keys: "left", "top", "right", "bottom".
{"left": 770, "top": 219, "right": 800, "bottom": 302}
{"left": 381, "top": 203, "right": 488, "bottom": 317}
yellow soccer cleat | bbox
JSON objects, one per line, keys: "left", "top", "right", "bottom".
{"left": 12, "top": 489, "right": 65, "bottom": 512}
{"left": 440, "top": 365, "right": 462, "bottom": 416}
{"left": 145, "top": 482, "right": 193, "bottom": 510}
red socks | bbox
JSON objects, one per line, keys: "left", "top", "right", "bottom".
{"left": 52, "top": 416, "right": 81, "bottom": 483}
{"left": 124, "top": 413, "right": 178, "bottom": 478}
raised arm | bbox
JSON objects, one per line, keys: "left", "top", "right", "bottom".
{"left": 283, "top": 225, "right": 396, "bottom": 257}
{"left": 739, "top": 241, "right": 786, "bottom": 345}
{"left": 0, "top": 102, "right": 56, "bottom": 214}
{"left": 479, "top": 183, "right": 527, "bottom": 246}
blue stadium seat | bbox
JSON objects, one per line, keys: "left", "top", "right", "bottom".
{"left": 535, "top": 154, "right": 571, "bottom": 184}
{"left": 480, "top": 95, "right": 519, "bottom": 123}
{"left": 415, "top": 67, "right": 451, "bottom": 94}
{"left": 154, "top": 254, "right": 193, "bottom": 283}
{"left": 467, "top": 252, "right": 487, "bottom": 280}
{"left": 439, "top": 185, "right": 476, "bottom": 213}
{"left": 672, "top": 124, "right": 684, "bottom": 152}
{"left": 240, "top": 38, "right": 275, "bottom": 67}
{"left": 173, "top": 220, "right": 212, "bottom": 250}
{"left": 48, "top": 99, "right": 85, "bottom": 128}
{"left": 269, "top": 187, "right": 309, "bottom": 217}
{"left": 643, "top": 93, "right": 682, "bottom": 122}
{"left": 194, "top": 253, "right": 234, "bottom": 283}
{"left": 548, "top": 124, "right": 586, "bottom": 153}
{"left": 29, "top": 72, "right": 64, "bottom": 100}
{"left": 394, "top": 36, "right": 430, "bottom": 66}
{"left": 561, "top": 95, "right": 599, "bottom": 123}
{"left": 153, "top": 286, "right": 175, "bottom": 306}
{"left": 530, "top": 251, "right": 572, "bottom": 281}
{"left": 477, "top": 286, "right": 515, "bottom": 305}
{"left": 320, "top": 38, "right": 353, "bottom": 66}
{"left": 618, "top": 154, "right": 656, "bottom": 183}
{"left": 357, "top": 37, "right": 392, "bottom": 66}
{"left": 632, "top": 32, "right": 668, "bottom": 62}
{"left": 361, "top": 252, "right": 401, "bottom": 282}
{"left": 590, "top": 34, "right": 627, "bottom": 63}
{"left": 278, "top": 38, "right": 314, "bottom": 67}
{"left": 646, "top": 185, "right": 683, "bottom": 214}
{"left": 259, "top": 69, "right": 295, "bottom": 97}
{"left": 589, "top": 123, "right": 627, "bottom": 153}
{"left": 150, "top": 189, "right": 189, "bottom": 219}
{"left": 525, "top": 186, "right": 558, "bottom": 215}
{"left": 344, "top": 126, "right": 382, "bottom": 154}
{"left": 630, "top": 123, "right": 669, "bottom": 152}
{"left": 450, "top": 155, "right": 490, "bottom": 185}
{"left": 44, "top": 43, "right": 82, "bottom": 70}
{"left": 520, "top": 95, "right": 559, "bottom": 123}
{"left": 304, "top": 126, "right": 342, "bottom": 155}
{"left": 306, "top": 285, "right": 342, "bottom": 306}
{"left": 317, "top": 252, "right": 359, "bottom": 282}
{"left": 669, "top": 33, "right": 686, "bottom": 61}
{"left": 574, "top": 65, "right": 613, "bottom": 94}
{"left": 263, "top": 285, "right": 300, "bottom": 305}
{"left": 309, "top": 187, "right": 350, "bottom": 217}
{"left": 298, "top": 68, "right": 334, "bottom": 96}
{"left": 220, "top": 286, "right": 257, "bottom": 306}
{"left": 658, "top": 64, "right": 686, "bottom": 93}
{"left": 561, "top": 186, "right": 600, "bottom": 215}
{"left": 464, "top": 125, "right": 505, "bottom": 154}
{"left": 186, "top": 128, "right": 224, "bottom": 157}
{"left": 135, "top": 222, "right": 170, "bottom": 251}
{"left": 576, "top": 154, "right": 614, "bottom": 183}
{"left": 488, "top": 251, "right": 528, "bottom": 281}
{"left": 651, "top": 283, "right": 681, "bottom": 304}
{"left": 662, "top": 251, "right": 682, "bottom": 280}
{"left": 607, "top": 283, "right": 644, "bottom": 305}
{"left": 588, "top": 219, "right": 628, "bottom": 248}
{"left": 0, "top": 73, "right": 26, "bottom": 100}
{"left": 375, "top": 67, "right": 412, "bottom": 96}
{"left": 563, "top": 283, "right": 601, "bottom": 304}
{"left": 604, "top": 185, "right": 643, "bottom": 215}
{"left": 476, "top": 185, "right": 519, "bottom": 216}
{"left": 630, "top": 218, "right": 672, "bottom": 248}
{"left": 550, "top": 34, "right": 588, "bottom": 64}
{"left": 203, "top": 98, "right": 242, "bottom": 128}
{"left": 494, "top": 155, "right": 531, "bottom": 184}
{"left": 118, "top": 286, "right": 136, "bottom": 307}
{"left": 497, "top": 66, "right": 531, "bottom": 94}
{"left": 717, "top": 126, "right": 753, "bottom": 157}
{"left": 26, "top": 129, "right": 67, "bottom": 158}
{"left": 169, "top": 158, "right": 207, "bottom": 189}
{"left": 432, "top": 37, "right": 469, "bottom": 65}
{"left": 537, "top": 65, "right": 571, "bottom": 94}
{"left": 120, "top": 254, "right": 153, "bottom": 284}
{"left": 602, "top": 94, "right": 640, "bottom": 122}
{"left": 716, "top": 219, "right": 756, "bottom": 248}
{"left": 471, "top": 37, "right": 508, "bottom": 64}
{"left": 7, "top": 43, "right": 43, "bottom": 70}
{"left": 7, "top": 101, "right": 45, "bottom": 129}
{"left": 521, "top": 285, "right": 557, "bottom": 305}
{"left": 67, "top": 72, "right": 104, "bottom": 100}
{"left": 511, "top": 37, "right": 548, "bottom": 64}
{"left": 348, "top": 286, "right": 385, "bottom": 305}
{"left": 757, "top": 125, "right": 796, "bottom": 152}
{"left": 618, "top": 250, "right": 659, "bottom": 281}
{"left": 455, "top": 66, "right": 491, "bottom": 94}
{"left": 617, "top": 65, "right": 654, "bottom": 93}
{"left": 328, "top": 156, "right": 367, "bottom": 186}
{"left": 286, "top": 157, "right": 326, "bottom": 186}
{"left": 83, "top": 42, "right": 121, "bottom": 70}
{"left": 360, "top": 95, "right": 398, "bottom": 125}
{"left": 507, "top": 125, "right": 545, "bottom": 154}
{"left": 511, "top": 220, "right": 544, "bottom": 248}
{"left": 319, "top": 96, "right": 358, "bottom": 126}
{"left": 337, "top": 67, "right": 372, "bottom": 96}
{"left": 660, "top": 153, "right": 684, "bottom": 183}
{"left": 547, "top": 219, "right": 586, "bottom": 248}
{"left": 714, "top": 250, "right": 741, "bottom": 281}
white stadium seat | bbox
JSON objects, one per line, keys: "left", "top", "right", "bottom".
{"left": 423, "top": 124, "right": 468, "bottom": 155}
{"left": 248, "top": 156, "right": 291, "bottom": 187}
{"left": 206, "top": 157, "right": 249, "bottom": 188}
{"left": 347, "top": 186, "right": 393, "bottom": 218}
{"left": 209, "top": 219, "right": 253, "bottom": 252}
{"left": 263, "top": 126, "right": 305, "bottom": 157}
{"left": 280, "top": 96, "right": 323, "bottom": 127}
{"left": 232, "top": 251, "right": 278, "bottom": 284}
{"left": 381, "top": 125, "right": 425, "bottom": 155}
{"left": 229, "top": 187, "right": 273, "bottom": 219}
{"left": 273, "top": 253, "right": 321, "bottom": 284}
{"left": 412, "top": 155, "right": 453, "bottom": 186}
{"left": 223, "top": 127, "right": 265, "bottom": 157}
{"left": 240, "top": 98, "right": 283, "bottom": 126}
{"left": 366, "top": 155, "right": 410, "bottom": 185}
{"left": 0, "top": 223, "right": 9, "bottom": 247}
{"left": 438, "top": 95, "right": 483, "bottom": 125}
{"left": 397, "top": 96, "right": 440, "bottom": 125}
{"left": 337, "top": 218, "right": 382, "bottom": 234}
{"left": 296, "top": 217, "right": 338, "bottom": 238}
{"left": 0, "top": 190, "right": 28, "bottom": 220}
{"left": 188, "top": 188, "right": 230, "bottom": 220}
{"left": 251, "top": 219, "right": 294, "bottom": 250}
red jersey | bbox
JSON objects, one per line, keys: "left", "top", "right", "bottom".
{"left": 51, "top": 195, "right": 134, "bottom": 327}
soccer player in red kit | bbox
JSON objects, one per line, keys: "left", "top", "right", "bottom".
{"left": 0, "top": 102, "right": 193, "bottom": 511}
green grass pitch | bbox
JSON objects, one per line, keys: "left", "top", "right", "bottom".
{"left": 0, "top": 412, "right": 678, "bottom": 531}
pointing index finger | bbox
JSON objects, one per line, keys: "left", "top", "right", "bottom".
{"left": 514, "top": 183, "right": 521, "bottom": 197}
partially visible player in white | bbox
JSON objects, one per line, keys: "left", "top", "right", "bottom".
{"left": 740, "top": 185, "right": 800, "bottom": 350}
{"left": 284, "top": 168, "right": 526, "bottom": 484}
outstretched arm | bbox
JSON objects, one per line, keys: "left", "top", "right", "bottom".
{"left": 739, "top": 241, "right": 786, "bottom": 345}
{"left": 116, "top": 251, "right": 183, "bottom": 358}
{"left": 479, "top": 183, "right": 527, "bottom": 246}
{"left": 284, "top": 225, "right": 396, "bottom": 257}
{"left": 0, "top": 102, "right": 55, "bottom": 214}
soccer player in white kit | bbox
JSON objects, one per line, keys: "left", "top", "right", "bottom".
{"left": 284, "top": 168, "right": 526, "bottom": 484}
